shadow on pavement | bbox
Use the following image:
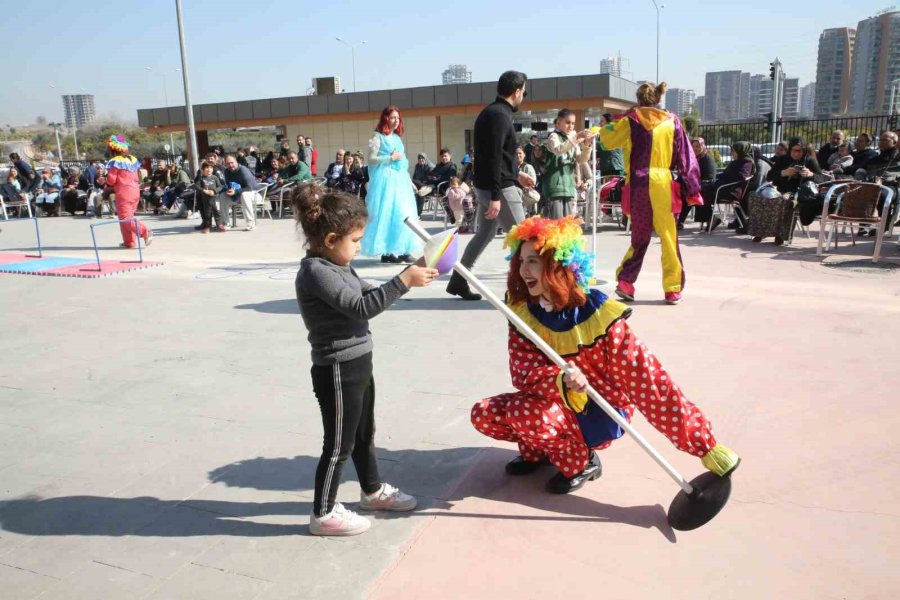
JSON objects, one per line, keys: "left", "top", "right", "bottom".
{"left": 428, "top": 447, "right": 677, "bottom": 541}
{"left": 0, "top": 496, "right": 311, "bottom": 537}
{"left": 235, "top": 299, "right": 299, "bottom": 314}
{"left": 209, "top": 447, "right": 675, "bottom": 539}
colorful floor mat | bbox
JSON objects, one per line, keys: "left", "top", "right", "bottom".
{"left": 0, "top": 253, "right": 163, "bottom": 278}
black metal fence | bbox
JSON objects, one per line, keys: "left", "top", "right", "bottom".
{"left": 698, "top": 114, "right": 899, "bottom": 153}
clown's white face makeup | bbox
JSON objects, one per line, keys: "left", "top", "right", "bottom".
{"left": 519, "top": 242, "right": 545, "bottom": 298}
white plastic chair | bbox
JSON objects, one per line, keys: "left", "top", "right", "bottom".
{"left": 1, "top": 191, "right": 33, "bottom": 220}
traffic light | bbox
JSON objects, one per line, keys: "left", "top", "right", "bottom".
{"left": 769, "top": 63, "right": 776, "bottom": 81}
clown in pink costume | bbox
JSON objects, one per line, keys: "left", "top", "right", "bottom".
{"left": 105, "top": 135, "right": 152, "bottom": 248}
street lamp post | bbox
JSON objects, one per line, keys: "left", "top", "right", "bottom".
{"left": 50, "top": 122, "right": 63, "bottom": 162}
{"left": 146, "top": 66, "right": 180, "bottom": 160}
{"left": 175, "top": 0, "right": 199, "bottom": 174}
{"left": 335, "top": 37, "right": 367, "bottom": 92}
{"left": 650, "top": 0, "right": 664, "bottom": 82}
{"left": 889, "top": 78, "right": 900, "bottom": 116}
{"left": 49, "top": 84, "right": 80, "bottom": 160}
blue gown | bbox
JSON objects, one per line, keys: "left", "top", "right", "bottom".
{"left": 360, "top": 132, "right": 422, "bottom": 257}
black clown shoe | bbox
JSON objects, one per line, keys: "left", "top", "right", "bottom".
{"left": 505, "top": 455, "right": 552, "bottom": 476}
{"left": 545, "top": 451, "right": 602, "bottom": 494}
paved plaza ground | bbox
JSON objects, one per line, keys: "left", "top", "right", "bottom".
{"left": 0, "top": 211, "right": 898, "bottom": 599}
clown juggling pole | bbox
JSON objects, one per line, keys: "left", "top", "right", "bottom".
{"left": 405, "top": 216, "right": 740, "bottom": 530}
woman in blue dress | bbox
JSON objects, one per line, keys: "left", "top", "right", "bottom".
{"left": 361, "top": 105, "right": 422, "bottom": 263}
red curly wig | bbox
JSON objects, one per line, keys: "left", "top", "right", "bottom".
{"left": 375, "top": 105, "right": 405, "bottom": 136}
{"left": 507, "top": 243, "right": 586, "bottom": 311}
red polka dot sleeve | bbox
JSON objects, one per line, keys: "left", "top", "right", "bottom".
{"left": 507, "top": 327, "right": 564, "bottom": 403}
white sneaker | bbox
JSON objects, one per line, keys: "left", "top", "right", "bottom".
{"left": 359, "top": 483, "right": 417, "bottom": 512}
{"left": 245, "top": 223, "right": 256, "bottom": 231}
{"left": 189, "top": 211, "right": 200, "bottom": 219}
{"left": 309, "top": 503, "right": 370, "bottom": 536}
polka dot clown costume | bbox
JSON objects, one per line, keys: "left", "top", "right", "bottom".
{"left": 470, "top": 215, "right": 739, "bottom": 493}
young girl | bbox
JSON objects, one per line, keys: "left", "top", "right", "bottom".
{"left": 539, "top": 109, "right": 593, "bottom": 219}
{"left": 471, "top": 216, "right": 739, "bottom": 494}
{"left": 293, "top": 183, "right": 438, "bottom": 536}
{"left": 442, "top": 176, "right": 474, "bottom": 231}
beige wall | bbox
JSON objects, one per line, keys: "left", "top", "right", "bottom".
{"left": 438, "top": 114, "right": 476, "bottom": 166}
{"left": 284, "top": 116, "right": 439, "bottom": 175}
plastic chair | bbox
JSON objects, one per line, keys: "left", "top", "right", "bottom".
{"left": 273, "top": 182, "right": 297, "bottom": 218}
{"left": 817, "top": 181, "right": 896, "bottom": 263}
{"left": 706, "top": 176, "right": 753, "bottom": 233}
{"left": 254, "top": 182, "right": 272, "bottom": 219}
{"left": 1, "top": 191, "right": 33, "bottom": 220}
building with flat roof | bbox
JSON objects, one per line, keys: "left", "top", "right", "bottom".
{"left": 664, "top": 88, "right": 696, "bottom": 116}
{"left": 62, "top": 94, "right": 95, "bottom": 129}
{"left": 815, "top": 27, "right": 855, "bottom": 116}
{"left": 441, "top": 65, "right": 472, "bottom": 85}
{"left": 850, "top": 11, "right": 900, "bottom": 114}
{"left": 137, "top": 74, "right": 638, "bottom": 171}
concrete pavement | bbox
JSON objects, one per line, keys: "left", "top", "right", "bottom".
{"left": 0, "top": 211, "right": 898, "bottom": 599}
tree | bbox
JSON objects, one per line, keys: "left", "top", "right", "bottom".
{"left": 682, "top": 114, "right": 699, "bottom": 138}
{"left": 36, "top": 116, "right": 47, "bottom": 126}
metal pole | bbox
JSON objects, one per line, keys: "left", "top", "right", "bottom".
{"left": 351, "top": 46, "right": 356, "bottom": 92}
{"left": 651, "top": 0, "right": 661, "bottom": 82}
{"left": 54, "top": 126, "right": 63, "bottom": 162}
{"left": 161, "top": 71, "right": 176, "bottom": 160}
{"left": 72, "top": 126, "right": 79, "bottom": 160}
{"left": 590, "top": 139, "right": 598, "bottom": 270}
{"left": 404, "top": 217, "right": 696, "bottom": 496}
{"left": 175, "top": 0, "right": 199, "bottom": 175}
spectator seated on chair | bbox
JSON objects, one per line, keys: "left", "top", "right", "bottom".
{"left": 767, "top": 139, "right": 820, "bottom": 195}
{"left": 442, "top": 176, "right": 475, "bottom": 230}
{"left": 853, "top": 131, "right": 900, "bottom": 237}
{"left": 352, "top": 153, "right": 369, "bottom": 201}
{"left": 87, "top": 166, "right": 112, "bottom": 217}
{"left": 281, "top": 151, "right": 312, "bottom": 185}
{"left": 145, "top": 161, "right": 170, "bottom": 213}
{"left": 855, "top": 132, "right": 899, "bottom": 182}
{"left": 335, "top": 152, "right": 365, "bottom": 196}
{"left": 418, "top": 148, "right": 457, "bottom": 215}
{"left": 1, "top": 168, "right": 31, "bottom": 217}
{"left": 8, "top": 153, "right": 37, "bottom": 193}
{"left": 850, "top": 133, "right": 878, "bottom": 173}
{"left": 816, "top": 130, "right": 845, "bottom": 170}
{"left": 820, "top": 143, "right": 854, "bottom": 179}
{"left": 412, "top": 153, "right": 433, "bottom": 194}
{"left": 61, "top": 167, "right": 87, "bottom": 215}
{"left": 678, "top": 137, "right": 718, "bottom": 228}
{"left": 34, "top": 167, "right": 62, "bottom": 216}
{"left": 696, "top": 141, "right": 754, "bottom": 232}
{"left": 323, "top": 149, "right": 345, "bottom": 187}
{"left": 162, "top": 163, "right": 192, "bottom": 213}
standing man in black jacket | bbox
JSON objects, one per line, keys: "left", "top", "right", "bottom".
{"left": 446, "top": 70, "right": 528, "bottom": 301}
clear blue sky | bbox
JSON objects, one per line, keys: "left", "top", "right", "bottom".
{"left": 0, "top": 0, "right": 888, "bottom": 126}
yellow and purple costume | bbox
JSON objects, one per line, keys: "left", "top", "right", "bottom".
{"left": 597, "top": 108, "right": 701, "bottom": 294}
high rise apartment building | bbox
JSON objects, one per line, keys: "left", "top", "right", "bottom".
{"left": 664, "top": 88, "right": 696, "bottom": 115}
{"left": 799, "top": 82, "right": 816, "bottom": 117}
{"left": 62, "top": 94, "right": 96, "bottom": 128}
{"left": 441, "top": 65, "right": 472, "bottom": 85}
{"left": 703, "top": 71, "right": 746, "bottom": 121}
{"left": 850, "top": 11, "right": 900, "bottom": 114}
{"left": 814, "top": 27, "right": 855, "bottom": 116}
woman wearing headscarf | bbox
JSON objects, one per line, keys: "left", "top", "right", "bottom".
{"left": 695, "top": 141, "right": 754, "bottom": 232}
{"left": 596, "top": 81, "right": 702, "bottom": 305}
{"left": 679, "top": 137, "right": 717, "bottom": 228}
{"left": 106, "top": 135, "right": 153, "bottom": 248}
